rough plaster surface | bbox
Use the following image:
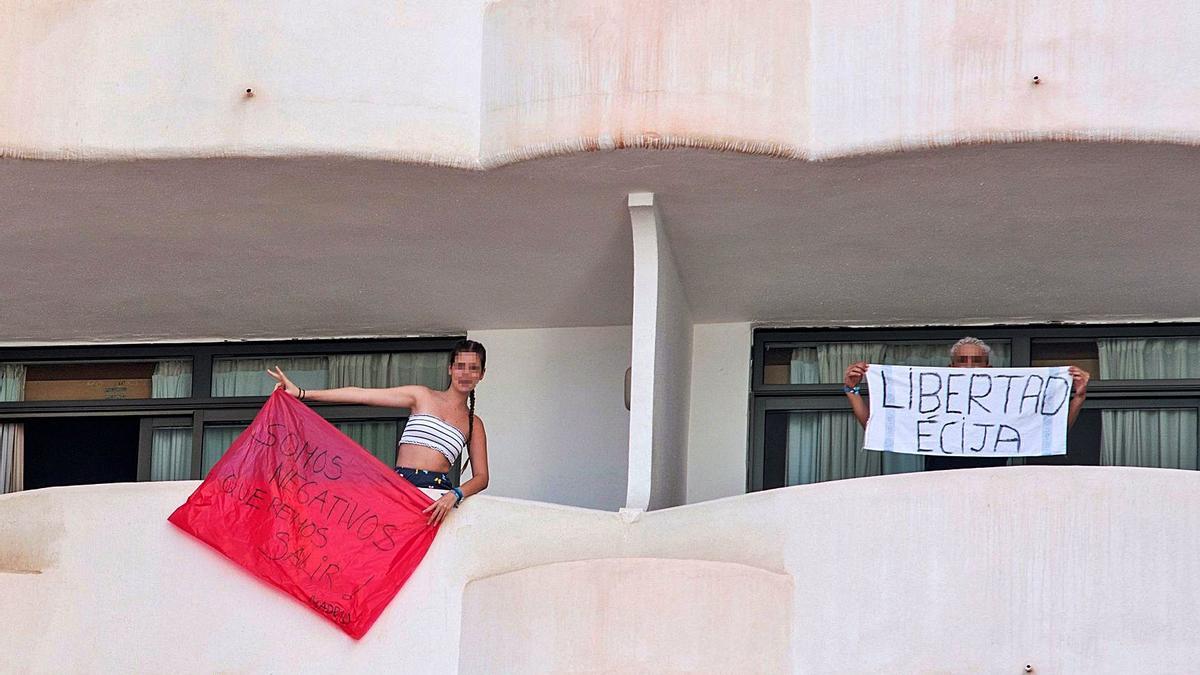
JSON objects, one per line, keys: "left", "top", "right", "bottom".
{"left": 5, "top": 1, "right": 1200, "bottom": 164}
{"left": 5, "top": 0, "right": 1200, "bottom": 342}
{"left": 4, "top": 468, "right": 1200, "bottom": 673}
{"left": 459, "top": 558, "right": 792, "bottom": 673}
{"left": 687, "top": 322, "right": 752, "bottom": 503}
{"left": 3, "top": 143, "right": 1200, "bottom": 344}
{"left": 465, "top": 326, "right": 631, "bottom": 511}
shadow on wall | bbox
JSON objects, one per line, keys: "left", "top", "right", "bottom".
{"left": 458, "top": 557, "right": 792, "bottom": 673}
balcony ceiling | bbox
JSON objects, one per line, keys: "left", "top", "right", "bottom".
{"left": 3, "top": 142, "right": 1199, "bottom": 344}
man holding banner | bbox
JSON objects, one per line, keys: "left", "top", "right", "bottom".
{"left": 842, "top": 337, "right": 1090, "bottom": 469}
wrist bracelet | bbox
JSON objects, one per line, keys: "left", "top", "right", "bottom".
{"left": 298, "top": 388, "right": 305, "bottom": 400}
{"left": 843, "top": 384, "right": 861, "bottom": 395}
{"left": 451, "top": 487, "right": 464, "bottom": 507}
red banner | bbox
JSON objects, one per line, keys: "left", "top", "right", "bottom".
{"left": 168, "top": 390, "right": 438, "bottom": 639}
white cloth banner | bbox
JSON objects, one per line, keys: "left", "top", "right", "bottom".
{"left": 864, "top": 365, "right": 1070, "bottom": 457}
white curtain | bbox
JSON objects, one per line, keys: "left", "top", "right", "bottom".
{"left": 787, "top": 344, "right": 886, "bottom": 485}
{"left": 202, "top": 425, "right": 246, "bottom": 476}
{"left": 1, "top": 364, "right": 26, "bottom": 494}
{"left": 785, "top": 341, "right": 1011, "bottom": 485}
{"left": 790, "top": 341, "right": 1011, "bottom": 384}
{"left": 152, "top": 360, "right": 193, "bottom": 398}
{"left": 204, "top": 352, "right": 446, "bottom": 475}
{"left": 211, "top": 357, "right": 329, "bottom": 397}
{"left": 787, "top": 411, "right": 875, "bottom": 485}
{"left": 1099, "top": 338, "right": 1200, "bottom": 379}
{"left": 148, "top": 361, "right": 195, "bottom": 480}
{"left": 150, "top": 428, "right": 193, "bottom": 481}
{"left": 0, "top": 424, "right": 23, "bottom": 494}
{"left": 326, "top": 354, "right": 443, "bottom": 468}
{"left": 1099, "top": 338, "right": 1200, "bottom": 469}
{"left": 1101, "top": 409, "right": 1198, "bottom": 469}
{"left": 327, "top": 352, "right": 448, "bottom": 389}
{"left": 211, "top": 352, "right": 447, "bottom": 397}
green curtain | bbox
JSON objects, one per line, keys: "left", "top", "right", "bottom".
{"left": 150, "top": 427, "right": 193, "bottom": 480}
{"left": 151, "top": 360, "right": 193, "bottom": 398}
{"left": 211, "top": 357, "right": 328, "bottom": 397}
{"left": 0, "top": 364, "right": 25, "bottom": 494}
{"left": 1098, "top": 338, "right": 1200, "bottom": 379}
{"left": 336, "top": 421, "right": 398, "bottom": 466}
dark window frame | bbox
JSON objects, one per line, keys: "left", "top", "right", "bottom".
{"left": 0, "top": 337, "right": 461, "bottom": 481}
{"left": 750, "top": 324, "right": 1200, "bottom": 492}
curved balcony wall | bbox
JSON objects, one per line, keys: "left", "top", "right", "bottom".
{"left": 3, "top": 467, "right": 1200, "bottom": 672}
{"left": 3, "top": 1, "right": 1199, "bottom": 167}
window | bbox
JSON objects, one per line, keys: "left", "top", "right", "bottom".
{"left": 765, "top": 340, "right": 1011, "bottom": 384}
{"left": 211, "top": 352, "right": 448, "bottom": 397}
{"left": 200, "top": 420, "right": 400, "bottom": 476}
{"left": 751, "top": 326, "right": 1200, "bottom": 491}
{"left": 0, "top": 338, "right": 458, "bottom": 493}
{"left": 1, "top": 360, "right": 193, "bottom": 401}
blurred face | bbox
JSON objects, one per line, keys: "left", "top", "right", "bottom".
{"left": 950, "top": 343, "right": 990, "bottom": 368}
{"left": 449, "top": 352, "right": 484, "bottom": 393}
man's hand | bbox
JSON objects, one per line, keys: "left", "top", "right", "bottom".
{"left": 1068, "top": 366, "right": 1091, "bottom": 396}
{"left": 844, "top": 361, "right": 869, "bottom": 389}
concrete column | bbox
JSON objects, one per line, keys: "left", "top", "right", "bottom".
{"left": 626, "top": 192, "right": 692, "bottom": 511}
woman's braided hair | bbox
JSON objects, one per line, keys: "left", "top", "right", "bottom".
{"left": 450, "top": 340, "right": 486, "bottom": 471}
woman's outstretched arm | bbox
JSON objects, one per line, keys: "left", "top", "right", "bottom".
{"left": 267, "top": 367, "right": 427, "bottom": 408}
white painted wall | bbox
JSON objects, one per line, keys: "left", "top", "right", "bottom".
{"left": 459, "top": 558, "right": 792, "bottom": 673}
{"left": 466, "top": 326, "right": 630, "bottom": 511}
{"left": 6, "top": 468, "right": 1200, "bottom": 672}
{"left": 627, "top": 193, "right": 691, "bottom": 510}
{"left": 649, "top": 228, "right": 692, "bottom": 510}
{"left": 7, "top": 1, "right": 1200, "bottom": 164}
{"left": 0, "top": 0, "right": 486, "bottom": 164}
{"left": 686, "top": 322, "right": 752, "bottom": 504}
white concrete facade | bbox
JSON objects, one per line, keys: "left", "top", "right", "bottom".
{"left": 466, "top": 326, "right": 631, "bottom": 511}
{"left": 5, "top": 469, "right": 1200, "bottom": 673}
{"left": 459, "top": 558, "right": 792, "bottom": 673}
{"left": 4, "top": 2, "right": 1200, "bottom": 667}
{"left": 6, "top": 1, "right": 1200, "bottom": 164}
{"left": 686, "top": 322, "right": 753, "bottom": 503}
{"left": 6, "top": 1, "right": 1200, "bottom": 344}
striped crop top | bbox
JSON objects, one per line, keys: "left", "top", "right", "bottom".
{"left": 398, "top": 413, "right": 467, "bottom": 466}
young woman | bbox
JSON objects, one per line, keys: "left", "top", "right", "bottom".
{"left": 267, "top": 340, "right": 488, "bottom": 525}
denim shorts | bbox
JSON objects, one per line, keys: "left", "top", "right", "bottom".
{"left": 395, "top": 466, "right": 453, "bottom": 490}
